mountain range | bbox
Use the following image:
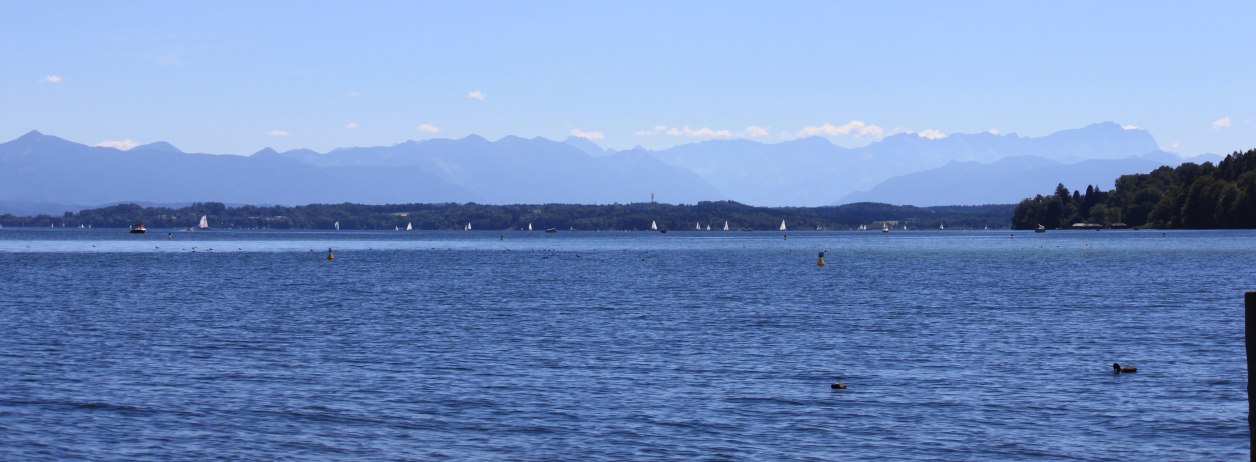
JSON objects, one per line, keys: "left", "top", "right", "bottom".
{"left": 0, "top": 123, "right": 1224, "bottom": 215}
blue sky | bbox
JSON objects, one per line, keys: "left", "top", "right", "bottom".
{"left": 3, "top": 1, "right": 1252, "bottom": 155}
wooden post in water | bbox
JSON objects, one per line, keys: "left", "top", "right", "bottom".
{"left": 1248, "top": 291, "right": 1255, "bottom": 461}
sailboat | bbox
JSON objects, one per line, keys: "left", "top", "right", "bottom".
{"left": 939, "top": 223, "right": 945, "bottom": 231}
{"left": 334, "top": 221, "right": 340, "bottom": 231}
{"left": 705, "top": 224, "right": 711, "bottom": 231}
{"left": 406, "top": 222, "right": 413, "bottom": 231}
{"left": 779, "top": 220, "right": 787, "bottom": 231}
{"left": 695, "top": 222, "right": 701, "bottom": 230}
{"left": 395, "top": 226, "right": 399, "bottom": 231}
{"left": 651, "top": 220, "right": 658, "bottom": 231}
{"left": 528, "top": 223, "right": 533, "bottom": 231}
{"left": 465, "top": 223, "right": 472, "bottom": 231}
{"left": 902, "top": 224, "right": 907, "bottom": 230}
{"left": 198, "top": 215, "right": 209, "bottom": 230}
{"left": 723, "top": 221, "right": 729, "bottom": 231}
{"left": 882, "top": 223, "right": 890, "bottom": 233}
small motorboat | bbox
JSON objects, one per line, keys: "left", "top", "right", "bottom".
{"left": 130, "top": 222, "right": 147, "bottom": 234}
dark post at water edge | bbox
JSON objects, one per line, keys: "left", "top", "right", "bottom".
{"left": 1247, "top": 291, "right": 1255, "bottom": 462}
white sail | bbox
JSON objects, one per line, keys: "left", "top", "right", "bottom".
{"left": 465, "top": 223, "right": 472, "bottom": 231}
{"left": 779, "top": 219, "right": 787, "bottom": 231}
{"left": 334, "top": 221, "right": 340, "bottom": 231}
{"left": 395, "top": 226, "right": 399, "bottom": 231}
{"left": 198, "top": 215, "right": 209, "bottom": 230}
{"left": 696, "top": 222, "right": 701, "bottom": 230}
{"left": 528, "top": 223, "right": 533, "bottom": 231}
{"left": 705, "top": 224, "right": 711, "bottom": 231}
{"left": 406, "top": 222, "right": 413, "bottom": 231}
{"left": 723, "top": 221, "right": 729, "bottom": 231}
{"left": 939, "top": 223, "right": 944, "bottom": 230}
{"left": 651, "top": 220, "right": 658, "bottom": 230}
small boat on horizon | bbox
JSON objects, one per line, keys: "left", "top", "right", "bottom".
{"left": 130, "top": 222, "right": 146, "bottom": 234}
{"left": 779, "top": 219, "right": 787, "bottom": 231}
{"left": 1035, "top": 224, "right": 1047, "bottom": 233}
{"left": 334, "top": 221, "right": 340, "bottom": 231}
{"left": 198, "top": 215, "right": 210, "bottom": 230}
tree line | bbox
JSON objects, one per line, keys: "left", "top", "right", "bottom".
{"left": 2, "top": 200, "right": 1014, "bottom": 231}
{"left": 1012, "top": 148, "right": 1256, "bottom": 229}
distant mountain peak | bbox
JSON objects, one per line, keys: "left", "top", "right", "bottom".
{"left": 252, "top": 147, "right": 280, "bottom": 157}
{"left": 563, "top": 136, "right": 607, "bottom": 156}
{"left": 131, "top": 141, "right": 183, "bottom": 154}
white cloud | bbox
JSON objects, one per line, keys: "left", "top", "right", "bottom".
{"left": 1121, "top": 124, "right": 1139, "bottom": 130}
{"left": 744, "top": 125, "right": 770, "bottom": 138}
{"left": 796, "top": 120, "right": 884, "bottom": 139}
{"left": 569, "top": 129, "right": 604, "bottom": 141}
{"left": 417, "top": 123, "right": 441, "bottom": 134}
{"left": 917, "top": 129, "right": 946, "bottom": 140}
{"left": 1212, "top": 116, "right": 1231, "bottom": 129}
{"left": 43, "top": 75, "right": 62, "bottom": 84}
{"left": 987, "top": 128, "right": 1000, "bottom": 135}
{"left": 264, "top": 130, "right": 289, "bottom": 137}
{"left": 634, "top": 125, "right": 669, "bottom": 136}
{"left": 666, "top": 125, "right": 734, "bottom": 138}
{"left": 635, "top": 124, "right": 772, "bottom": 139}
{"left": 466, "top": 90, "right": 485, "bottom": 101}
{"left": 345, "top": 122, "right": 359, "bottom": 129}
{"left": 96, "top": 139, "right": 137, "bottom": 150}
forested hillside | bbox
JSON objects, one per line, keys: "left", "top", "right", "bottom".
{"left": 1012, "top": 148, "right": 1256, "bottom": 229}
{"left": 2, "top": 201, "right": 1014, "bottom": 231}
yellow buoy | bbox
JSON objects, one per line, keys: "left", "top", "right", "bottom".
{"left": 817, "top": 257, "right": 825, "bottom": 266}
{"left": 327, "top": 248, "right": 334, "bottom": 261}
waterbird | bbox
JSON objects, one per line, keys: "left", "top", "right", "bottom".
{"left": 1112, "top": 363, "right": 1137, "bottom": 373}
{"left": 830, "top": 383, "right": 847, "bottom": 389}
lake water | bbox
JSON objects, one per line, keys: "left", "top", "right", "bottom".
{"left": 0, "top": 228, "right": 1251, "bottom": 460}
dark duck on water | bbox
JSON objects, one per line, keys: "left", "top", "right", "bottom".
{"left": 1112, "top": 363, "right": 1137, "bottom": 373}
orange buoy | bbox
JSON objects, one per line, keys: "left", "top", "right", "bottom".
{"left": 326, "top": 248, "right": 334, "bottom": 261}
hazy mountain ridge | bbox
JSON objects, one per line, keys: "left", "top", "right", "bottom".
{"left": 0, "top": 131, "right": 721, "bottom": 213}
{"left": 650, "top": 122, "right": 1168, "bottom": 206}
{"left": 838, "top": 155, "right": 1169, "bottom": 206}
{"left": 0, "top": 123, "right": 1215, "bottom": 215}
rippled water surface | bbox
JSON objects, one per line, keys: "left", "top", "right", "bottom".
{"left": 1, "top": 228, "right": 1251, "bottom": 460}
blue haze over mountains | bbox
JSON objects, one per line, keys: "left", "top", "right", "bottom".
{"left": 0, "top": 123, "right": 1220, "bottom": 215}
